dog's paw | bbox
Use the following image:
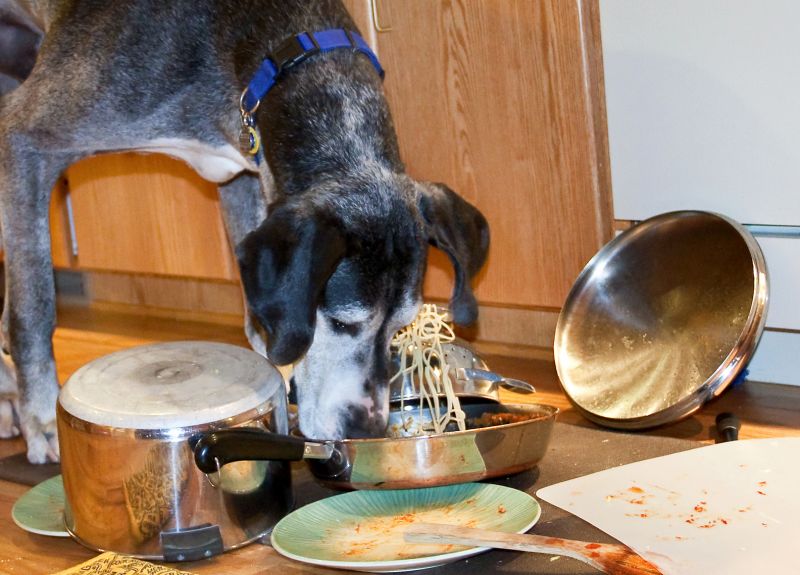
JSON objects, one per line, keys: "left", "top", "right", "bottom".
{"left": 0, "top": 399, "right": 20, "bottom": 438}
{"left": 21, "top": 417, "right": 59, "bottom": 464}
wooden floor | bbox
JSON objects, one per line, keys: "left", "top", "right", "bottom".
{"left": 1, "top": 304, "right": 800, "bottom": 574}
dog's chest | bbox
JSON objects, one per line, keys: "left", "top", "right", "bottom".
{"left": 138, "top": 138, "right": 253, "bottom": 183}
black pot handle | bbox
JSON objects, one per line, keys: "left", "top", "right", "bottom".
{"left": 193, "top": 428, "right": 309, "bottom": 473}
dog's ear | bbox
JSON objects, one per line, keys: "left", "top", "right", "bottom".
{"left": 417, "top": 182, "right": 490, "bottom": 326}
{"left": 236, "top": 205, "right": 346, "bottom": 365}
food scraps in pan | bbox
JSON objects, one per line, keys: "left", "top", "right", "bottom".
{"left": 468, "top": 412, "right": 541, "bottom": 428}
{"left": 387, "top": 405, "right": 545, "bottom": 438}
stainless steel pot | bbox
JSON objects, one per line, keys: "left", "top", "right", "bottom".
{"left": 56, "top": 341, "right": 292, "bottom": 561}
{"left": 194, "top": 402, "right": 558, "bottom": 490}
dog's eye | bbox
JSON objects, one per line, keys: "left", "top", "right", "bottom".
{"left": 329, "top": 318, "right": 361, "bottom": 336}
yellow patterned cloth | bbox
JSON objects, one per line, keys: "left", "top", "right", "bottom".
{"left": 51, "top": 552, "right": 197, "bottom": 575}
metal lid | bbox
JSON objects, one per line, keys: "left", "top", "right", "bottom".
{"left": 59, "top": 341, "right": 283, "bottom": 429}
{"left": 554, "top": 211, "right": 768, "bottom": 429}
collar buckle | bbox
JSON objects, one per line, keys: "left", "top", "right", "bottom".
{"left": 240, "top": 29, "right": 384, "bottom": 166}
{"left": 270, "top": 33, "right": 321, "bottom": 75}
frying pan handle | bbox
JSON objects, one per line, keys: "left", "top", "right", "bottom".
{"left": 193, "top": 428, "right": 312, "bottom": 473}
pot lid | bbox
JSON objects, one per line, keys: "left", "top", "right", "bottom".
{"left": 554, "top": 211, "right": 768, "bottom": 429}
{"left": 59, "top": 341, "right": 283, "bottom": 429}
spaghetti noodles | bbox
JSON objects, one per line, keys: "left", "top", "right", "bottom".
{"left": 390, "top": 304, "right": 466, "bottom": 435}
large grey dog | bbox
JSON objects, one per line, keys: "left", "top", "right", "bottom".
{"left": 0, "top": 0, "right": 489, "bottom": 463}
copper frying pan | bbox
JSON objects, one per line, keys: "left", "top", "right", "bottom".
{"left": 194, "top": 402, "right": 557, "bottom": 490}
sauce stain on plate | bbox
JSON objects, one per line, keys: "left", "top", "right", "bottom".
{"left": 270, "top": 483, "right": 541, "bottom": 572}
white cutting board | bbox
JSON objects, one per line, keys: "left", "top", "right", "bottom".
{"left": 537, "top": 437, "right": 800, "bottom": 574}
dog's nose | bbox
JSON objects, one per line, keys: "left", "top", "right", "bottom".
{"left": 345, "top": 421, "right": 386, "bottom": 439}
{"left": 344, "top": 404, "right": 387, "bottom": 439}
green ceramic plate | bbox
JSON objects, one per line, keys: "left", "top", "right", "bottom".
{"left": 271, "top": 483, "right": 540, "bottom": 572}
{"left": 11, "top": 474, "right": 69, "bottom": 537}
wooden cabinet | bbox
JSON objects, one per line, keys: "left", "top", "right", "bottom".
{"left": 61, "top": 153, "right": 237, "bottom": 280}
{"left": 350, "top": 0, "right": 613, "bottom": 309}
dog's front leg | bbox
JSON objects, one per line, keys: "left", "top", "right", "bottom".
{"left": 0, "top": 138, "right": 70, "bottom": 463}
{"left": 0, "top": 246, "right": 19, "bottom": 439}
{"left": 0, "top": 352, "right": 18, "bottom": 439}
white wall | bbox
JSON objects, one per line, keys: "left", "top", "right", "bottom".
{"left": 600, "top": 0, "right": 800, "bottom": 385}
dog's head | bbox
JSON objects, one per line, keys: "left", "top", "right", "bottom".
{"left": 237, "top": 175, "right": 488, "bottom": 440}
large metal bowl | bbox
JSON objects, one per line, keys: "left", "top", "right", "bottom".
{"left": 554, "top": 211, "right": 768, "bottom": 429}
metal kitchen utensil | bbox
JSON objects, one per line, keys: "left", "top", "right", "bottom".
{"left": 194, "top": 402, "right": 558, "bottom": 490}
{"left": 57, "top": 341, "right": 292, "bottom": 560}
{"left": 555, "top": 211, "right": 768, "bottom": 429}
{"left": 391, "top": 339, "right": 534, "bottom": 404}
{"left": 454, "top": 367, "right": 535, "bottom": 393}
{"left": 405, "top": 523, "right": 662, "bottom": 574}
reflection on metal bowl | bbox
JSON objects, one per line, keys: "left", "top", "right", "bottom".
{"left": 555, "top": 211, "right": 768, "bottom": 429}
{"left": 390, "top": 339, "right": 495, "bottom": 403}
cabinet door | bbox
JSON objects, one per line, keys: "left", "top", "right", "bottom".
{"left": 65, "top": 153, "right": 237, "bottom": 280}
{"left": 364, "top": 0, "right": 612, "bottom": 309}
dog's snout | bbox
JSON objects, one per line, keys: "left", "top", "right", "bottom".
{"left": 344, "top": 403, "right": 387, "bottom": 439}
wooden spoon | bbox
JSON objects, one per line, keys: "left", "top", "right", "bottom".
{"left": 404, "top": 523, "right": 663, "bottom": 575}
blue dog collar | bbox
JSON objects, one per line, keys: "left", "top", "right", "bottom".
{"left": 241, "top": 28, "right": 383, "bottom": 115}
{"left": 238, "top": 29, "right": 384, "bottom": 163}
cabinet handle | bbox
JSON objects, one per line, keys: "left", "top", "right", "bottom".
{"left": 65, "top": 187, "right": 79, "bottom": 258}
{"left": 370, "top": 0, "right": 393, "bottom": 32}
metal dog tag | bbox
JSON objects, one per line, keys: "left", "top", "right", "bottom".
{"left": 238, "top": 113, "right": 260, "bottom": 157}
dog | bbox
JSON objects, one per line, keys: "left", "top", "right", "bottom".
{"left": 0, "top": 0, "right": 489, "bottom": 463}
